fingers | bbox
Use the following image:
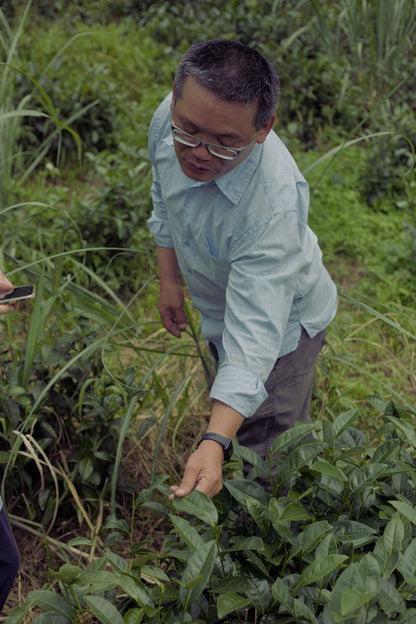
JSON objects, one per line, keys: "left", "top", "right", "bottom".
{"left": 0, "top": 302, "right": 17, "bottom": 316}
{"left": 159, "top": 306, "right": 188, "bottom": 337}
{"left": 0, "top": 270, "right": 13, "bottom": 291}
{"left": 169, "top": 444, "right": 224, "bottom": 500}
{"left": 161, "top": 312, "right": 188, "bottom": 338}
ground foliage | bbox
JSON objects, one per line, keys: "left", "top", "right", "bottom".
{"left": 0, "top": 0, "right": 415, "bottom": 621}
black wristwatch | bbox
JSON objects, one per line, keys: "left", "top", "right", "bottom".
{"left": 197, "top": 432, "right": 234, "bottom": 461}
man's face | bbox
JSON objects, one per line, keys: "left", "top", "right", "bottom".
{"left": 170, "top": 77, "right": 275, "bottom": 182}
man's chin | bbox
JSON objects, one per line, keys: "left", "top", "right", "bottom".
{"left": 181, "top": 160, "right": 217, "bottom": 182}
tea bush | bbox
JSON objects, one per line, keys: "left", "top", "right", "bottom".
{"left": 8, "top": 402, "right": 416, "bottom": 624}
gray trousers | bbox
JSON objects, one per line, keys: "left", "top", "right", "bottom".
{"left": 210, "top": 327, "right": 326, "bottom": 463}
{"left": 236, "top": 327, "right": 326, "bottom": 460}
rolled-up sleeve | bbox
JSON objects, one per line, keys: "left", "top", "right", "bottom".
{"left": 147, "top": 96, "right": 174, "bottom": 249}
{"left": 209, "top": 208, "right": 305, "bottom": 417}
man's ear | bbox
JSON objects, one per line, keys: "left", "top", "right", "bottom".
{"left": 257, "top": 113, "right": 276, "bottom": 144}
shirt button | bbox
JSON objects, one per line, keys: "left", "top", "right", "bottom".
{"left": 184, "top": 240, "right": 190, "bottom": 247}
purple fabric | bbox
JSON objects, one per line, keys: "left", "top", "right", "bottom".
{"left": 0, "top": 508, "right": 19, "bottom": 612}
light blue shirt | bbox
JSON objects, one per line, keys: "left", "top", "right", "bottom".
{"left": 148, "top": 94, "right": 337, "bottom": 418}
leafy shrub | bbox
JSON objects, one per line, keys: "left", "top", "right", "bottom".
{"left": 9, "top": 401, "right": 416, "bottom": 624}
{"left": 68, "top": 143, "right": 155, "bottom": 290}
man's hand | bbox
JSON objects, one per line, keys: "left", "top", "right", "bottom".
{"left": 158, "top": 282, "right": 188, "bottom": 338}
{"left": 0, "top": 270, "right": 17, "bottom": 315}
{"left": 169, "top": 440, "right": 224, "bottom": 500}
{"left": 156, "top": 245, "right": 188, "bottom": 338}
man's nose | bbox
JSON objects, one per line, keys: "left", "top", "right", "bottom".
{"left": 193, "top": 143, "right": 213, "bottom": 160}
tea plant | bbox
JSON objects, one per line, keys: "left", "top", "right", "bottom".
{"left": 6, "top": 401, "right": 416, "bottom": 624}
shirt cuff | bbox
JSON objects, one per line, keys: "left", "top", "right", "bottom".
{"left": 209, "top": 362, "right": 268, "bottom": 418}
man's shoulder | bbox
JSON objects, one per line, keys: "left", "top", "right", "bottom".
{"left": 151, "top": 93, "right": 172, "bottom": 132}
{"left": 149, "top": 92, "right": 173, "bottom": 160}
{"left": 259, "top": 131, "right": 306, "bottom": 187}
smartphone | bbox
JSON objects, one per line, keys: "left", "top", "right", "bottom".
{"left": 0, "top": 285, "right": 36, "bottom": 304}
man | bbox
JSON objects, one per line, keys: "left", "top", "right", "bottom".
{"left": 147, "top": 39, "right": 337, "bottom": 499}
{"left": 0, "top": 270, "right": 20, "bottom": 612}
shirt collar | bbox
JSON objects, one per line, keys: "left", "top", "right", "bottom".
{"left": 214, "top": 143, "right": 262, "bottom": 204}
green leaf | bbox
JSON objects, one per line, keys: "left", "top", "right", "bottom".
{"left": 340, "top": 588, "right": 378, "bottom": 615}
{"left": 73, "top": 570, "right": 117, "bottom": 595}
{"left": 398, "top": 537, "right": 416, "bottom": 578}
{"left": 244, "top": 495, "right": 270, "bottom": 536}
{"left": 179, "top": 540, "right": 217, "bottom": 606}
{"left": 350, "top": 463, "right": 388, "bottom": 489}
{"left": 378, "top": 578, "right": 406, "bottom": 616}
{"left": 332, "top": 520, "right": 377, "bottom": 546}
{"left": 28, "top": 591, "right": 72, "bottom": 619}
{"left": 310, "top": 459, "right": 348, "bottom": 481}
{"left": 389, "top": 500, "right": 416, "bottom": 525}
{"left": 173, "top": 490, "right": 218, "bottom": 526}
{"left": 2, "top": 604, "right": 32, "bottom": 624}
{"left": 211, "top": 576, "right": 253, "bottom": 594}
{"left": 116, "top": 572, "right": 154, "bottom": 607}
{"left": 290, "top": 521, "right": 333, "bottom": 558}
{"left": 278, "top": 501, "right": 312, "bottom": 522}
{"left": 296, "top": 555, "right": 348, "bottom": 589}
{"left": 84, "top": 596, "right": 124, "bottom": 624}
{"left": 271, "top": 577, "right": 292, "bottom": 609}
{"left": 123, "top": 609, "right": 145, "bottom": 624}
{"left": 32, "top": 615, "right": 70, "bottom": 624}
{"left": 329, "top": 554, "right": 380, "bottom": 619}
{"left": 79, "top": 457, "right": 94, "bottom": 480}
{"left": 227, "top": 536, "right": 264, "bottom": 553}
{"left": 283, "top": 440, "right": 326, "bottom": 478}
{"left": 51, "top": 564, "right": 80, "bottom": 585}
{"left": 332, "top": 409, "right": 358, "bottom": 438}
{"left": 372, "top": 439, "right": 400, "bottom": 463}
{"left": 103, "top": 514, "right": 130, "bottom": 534}
{"left": 271, "top": 579, "right": 318, "bottom": 623}
{"left": 243, "top": 570, "right": 272, "bottom": 611}
{"left": 374, "top": 516, "right": 403, "bottom": 576}
{"left": 169, "top": 513, "right": 205, "bottom": 550}
{"left": 141, "top": 564, "right": 170, "bottom": 584}
{"left": 385, "top": 415, "right": 416, "bottom": 448}
{"left": 270, "top": 423, "right": 316, "bottom": 455}
{"left": 224, "top": 479, "right": 269, "bottom": 505}
{"left": 217, "top": 593, "right": 251, "bottom": 619}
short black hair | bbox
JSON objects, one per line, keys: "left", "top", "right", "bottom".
{"left": 175, "top": 39, "right": 280, "bottom": 129}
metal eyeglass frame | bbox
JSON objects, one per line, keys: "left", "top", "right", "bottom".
{"left": 171, "top": 121, "right": 258, "bottom": 161}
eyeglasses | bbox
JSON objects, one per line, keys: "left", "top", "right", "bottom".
{"left": 171, "top": 121, "right": 258, "bottom": 161}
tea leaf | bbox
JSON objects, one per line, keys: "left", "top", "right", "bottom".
{"left": 310, "top": 459, "right": 348, "bottom": 481}
{"left": 28, "top": 591, "right": 72, "bottom": 618}
{"left": 340, "top": 587, "right": 377, "bottom": 615}
{"left": 217, "top": 593, "right": 251, "bottom": 619}
{"left": 179, "top": 540, "right": 217, "bottom": 606}
{"left": 169, "top": 514, "right": 204, "bottom": 551}
{"left": 296, "top": 554, "right": 348, "bottom": 589}
{"left": 173, "top": 490, "right": 218, "bottom": 526}
{"left": 389, "top": 500, "right": 416, "bottom": 526}
{"left": 84, "top": 596, "right": 124, "bottom": 624}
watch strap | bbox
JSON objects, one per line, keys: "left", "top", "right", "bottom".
{"left": 197, "top": 432, "right": 233, "bottom": 461}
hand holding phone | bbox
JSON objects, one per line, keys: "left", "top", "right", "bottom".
{"left": 0, "top": 285, "right": 36, "bottom": 305}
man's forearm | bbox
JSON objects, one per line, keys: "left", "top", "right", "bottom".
{"left": 207, "top": 399, "right": 244, "bottom": 438}
{"left": 197, "top": 399, "right": 244, "bottom": 459}
{"left": 156, "top": 245, "right": 181, "bottom": 285}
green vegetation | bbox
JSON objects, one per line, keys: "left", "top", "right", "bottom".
{"left": 0, "top": 0, "right": 415, "bottom": 622}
